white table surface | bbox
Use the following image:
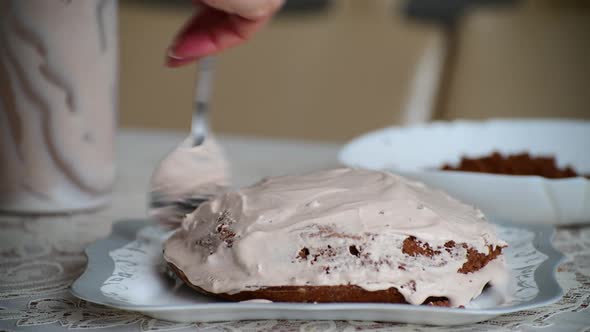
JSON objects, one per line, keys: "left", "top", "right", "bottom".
{"left": 0, "top": 129, "right": 588, "bottom": 332}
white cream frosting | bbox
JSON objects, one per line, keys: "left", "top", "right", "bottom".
{"left": 164, "top": 168, "right": 508, "bottom": 306}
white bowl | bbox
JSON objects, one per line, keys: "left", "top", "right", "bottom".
{"left": 339, "top": 119, "right": 590, "bottom": 225}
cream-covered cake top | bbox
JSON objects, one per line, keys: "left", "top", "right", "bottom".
{"left": 164, "top": 168, "right": 507, "bottom": 306}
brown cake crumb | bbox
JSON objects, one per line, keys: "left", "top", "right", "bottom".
{"left": 349, "top": 245, "right": 361, "bottom": 257}
{"left": 402, "top": 236, "right": 441, "bottom": 257}
{"left": 458, "top": 245, "right": 503, "bottom": 274}
{"left": 215, "top": 224, "right": 235, "bottom": 247}
{"left": 297, "top": 247, "right": 310, "bottom": 260}
{"left": 402, "top": 237, "right": 504, "bottom": 274}
{"left": 441, "top": 151, "right": 584, "bottom": 179}
{"left": 444, "top": 240, "right": 456, "bottom": 253}
{"left": 444, "top": 241, "right": 456, "bottom": 248}
{"left": 424, "top": 297, "right": 451, "bottom": 307}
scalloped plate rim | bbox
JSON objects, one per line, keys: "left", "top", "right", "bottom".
{"left": 70, "top": 219, "right": 564, "bottom": 325}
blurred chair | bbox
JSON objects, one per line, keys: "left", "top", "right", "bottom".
{"left": 402, "top": 0, "right": 590, "bottom": 124}
{"left": 400, "top": 0, "right": 516, "bottom": 125}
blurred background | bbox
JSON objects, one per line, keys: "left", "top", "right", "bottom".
{"left": 119, "top": 0, "right": 590, "bottom": 142}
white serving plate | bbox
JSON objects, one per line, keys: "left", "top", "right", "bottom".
{"left": 339, "top": 119, "right": 590, "bottom": 225}
{"left": 71, "top": 219, "right": 563, "bottom": 325}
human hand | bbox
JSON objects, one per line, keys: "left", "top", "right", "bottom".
{"left": 166, "top": 0, "right": 284, "bottom": 67}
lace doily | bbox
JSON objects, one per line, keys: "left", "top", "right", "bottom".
{"left": 0, "top": 214, "right": 588, "bottom": 332}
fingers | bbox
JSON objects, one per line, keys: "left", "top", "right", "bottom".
{"left": 201, "top": 0, "right": 284, "bottom": 20}
{"left": 166, "top": 3, "right": 279, "bottom": 67}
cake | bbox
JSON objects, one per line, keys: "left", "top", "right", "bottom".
{"left": 163, "top": 168, "right": 508, "bottom": 307}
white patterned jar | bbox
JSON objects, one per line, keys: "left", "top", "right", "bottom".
{"left": 0, "top": 0, "right": 118, "bottom": 213}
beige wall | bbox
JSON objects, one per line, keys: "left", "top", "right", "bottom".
{"left": 442, "top": 3, "right": 590, "bottom": 121}
{"left": 119, "top": 3, "right": 194, "bottom": 133}
{"left": 119, "top": 0, "right": 590, "bottom": 142}
{"left": 119, "top": 0, "right": 438, "bottom": 141}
